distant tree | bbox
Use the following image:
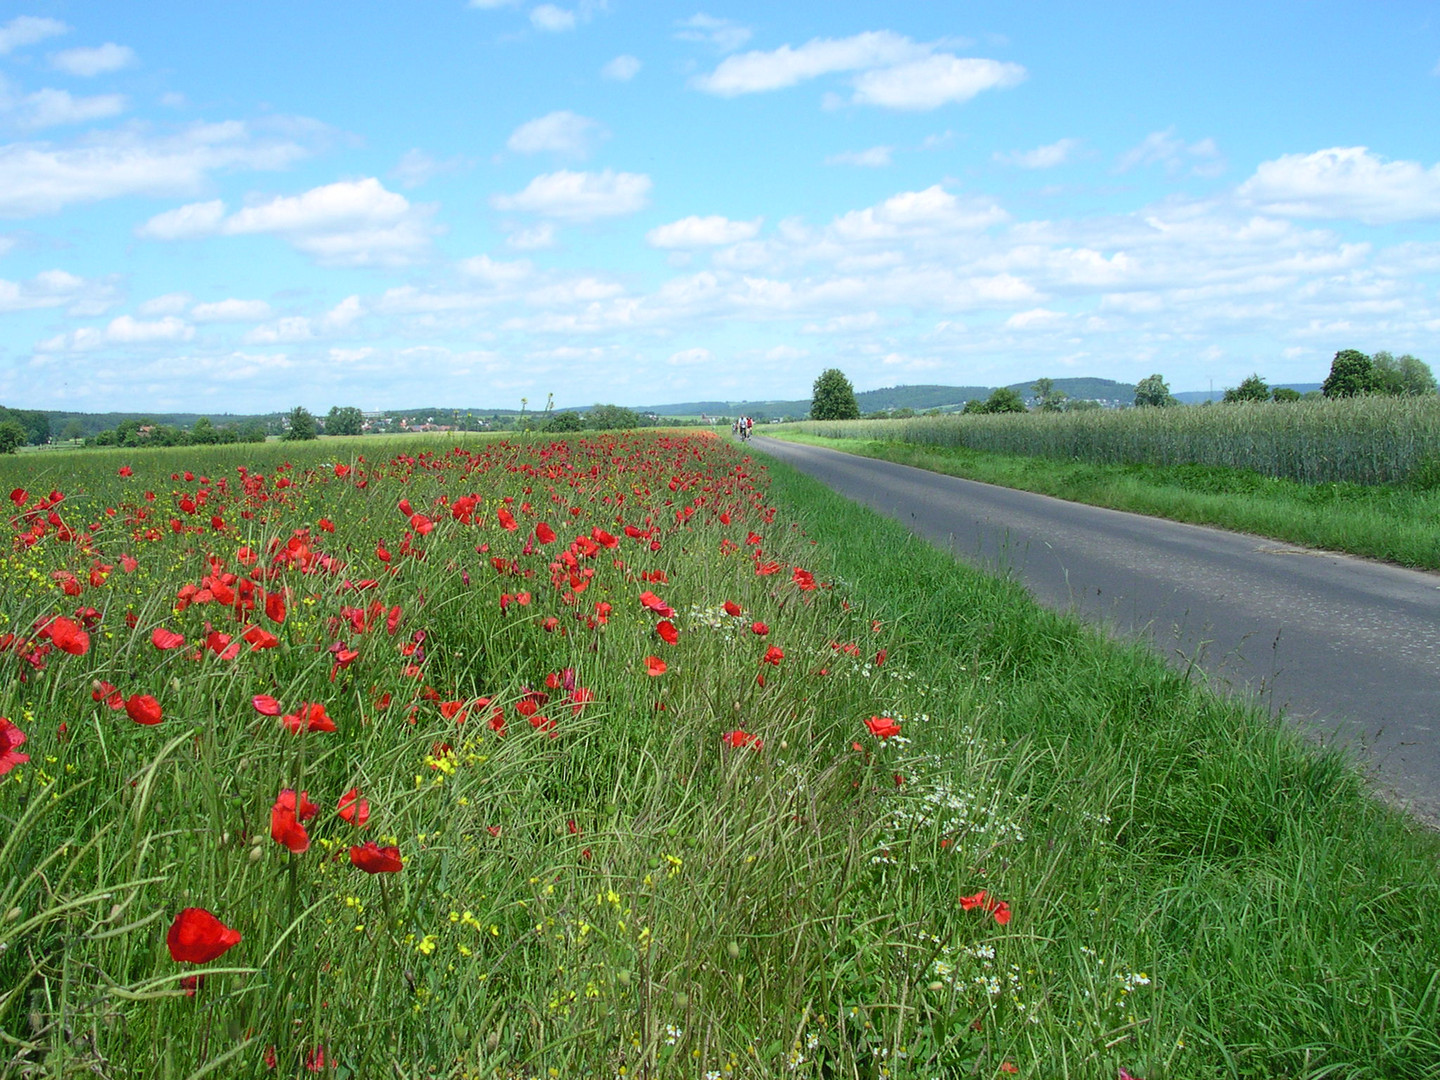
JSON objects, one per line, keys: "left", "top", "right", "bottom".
{"left": 1271, "top": 387, "right": 1302, "bottom": 403}
{"left": 326, "top": 405, "right": 364, "bottom": 436}
{"left": 237, "top": 420, "right": 268, "bottom": 443}
{"left": 191, "top": 417, "right": 218, "bottom": 444}
{"left": 0, "top": 421, "right": 26, "bottom": 454}
{"left": 1066, "top": 398, "right": 1101, "bottom": 411}
{"left": 1373, "top": 351, "right": 1438, "bottom": 396}
{"left": 982, "top": 387, "right": 1027, "bottom": 413}
{"left": 587, "top": 404, "right": 642, "bottom": 431}
{"left": 546, "top": 411, "right": 585, "bottom": 433}
{"left": 1323, "top": 349, "right": 1382, "bottom": 398}
{"left": 1222, "top": 374, "right": 1270, "bottom": 403}
{"left": 810, "top": 369, "right": 861, "bottom": 420}
{"left": 61, "top": 419, "right": 85, "bottom": 442}
{"left": 284, "top": 406, "right": 318, "bottom": 441}
{"left": 961, "top": 398, "right": 987, "bottom": 415}
{"left": 1031, "top": 377, "right": 1068, "bottom": 412}
{"left": 1133, "top": 373, "right": 1177, "bottom": 408}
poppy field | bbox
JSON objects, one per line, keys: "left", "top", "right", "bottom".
{"left": 1, "top": 432, "right": 1439, "bottom": 1079}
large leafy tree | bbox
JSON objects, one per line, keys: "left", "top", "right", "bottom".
{"left": 1222, "top": 374, "right": 1270, "bottom": 403}
{"left": 1133, "top": 373, "right": 1177, "bottom": 408}
{"left": 587, "top": 404, "right": 643, "bottom": 431}
{"left": 1322, "top": 349, "right": 1382, "bottom": 398}
{"left": 1372, "top": 351, "right": 1438, "bottom": 397}
{"left": 0, "top": 420, "right": 27, "bottom": 454}
{"left": 326, "top": 405, "right": 364, "bottom": 435}
{"left": 283, "top": 406, "right": 318, "bottom": 441}
{"left": 1031, "top": 377, "right": 1068, "bottom": 412}
{"left": 981, "top": 387, "right": 1027, "bottom": 413}
{"left": 810, "top": 369, "right": 861, "bottom": 420}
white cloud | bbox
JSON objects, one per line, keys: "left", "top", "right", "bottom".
{"left": 0, "top": 268, "right": 98, "bottom": 312}
{"left": 825, "top": 145, "right": 893, "bottom": 168}
{"left": 2, "top": 87, "right": 127, "bottom": 130}
{"left": 675, "top": 14, "right": 751, "bottom": 53}
{"left": 324, "top": 295, "right": 364, "bottom": 329}
{"left": 244, "top": 316, "right": 313, "bottom": 344}
{"left": 1004, "top": 307, "right": 1065, "bottom": 329}
{"left": 137, "top": 292, "right": 192, "bottom": 316}
{"left": 692, "top": 31, "right": 1024, "bottom": 111}
{"left": 851, "top": 55, "right": 1024, "bottom": 110}
{"left": 995, "top": 138, "right": 1080, "bottom": 169}
{"left": 1236, "top": 147, "right": 1440, "bottom": 224}
{"left": 39, "top": 314, "right": 193, "bottom": 351}
{"left": 505, "top": 222, "right": 558, "bottom": 249}
{"left": 668, "top": 347, "right": 714, "bottom": 366}
{"left": 137, "top": 178, "right": 436, "bottom": 266}
{"left": 646, "top": 214, "right": 762, "bottom": 248}
{"left": 530, "top": 5, "right": 576, "bottom": 32}
{"left": 601, "top": 54, "right": 641, "bottom": 81}
{"left": 458, "top": 253, "right": 533, "bottom": 284}
{"left": 0, "top": 16, "right": 68, "bottom": 55}
{"left": 0, "top": 121, "right": 313, "bottom": 218}
{"left": 831, "top": 185, "right": 1007, "bottom": 240}
{"left": 492, "top": 169, "right": 651, "bottom": 221}
{"left": 507, "top": 111, "right": 606, "bottom": 158}
{"left": 50, "top": 43, "right": 136, "bottom": 77}
{"left": 1117, "top": 128, "right": 1224, "bottom": 176}
{"left": 191, "top": 298, "right": 272, "bottom": 322}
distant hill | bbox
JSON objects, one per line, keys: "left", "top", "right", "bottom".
{"left": 1173, "top": 384, "right": 1322, "bottom": 404}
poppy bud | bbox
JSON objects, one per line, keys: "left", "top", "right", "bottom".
{"left": 726, "top": 941, "right": 741, "bottom": 959}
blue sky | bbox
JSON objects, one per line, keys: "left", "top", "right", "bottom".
{"left": 0, "top": 1, "right": 1437, "bottom": 414}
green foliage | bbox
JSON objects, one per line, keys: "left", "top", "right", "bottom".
{"left": 0, "top": 420, "right": 27, "bottom": 454}
{"left": 545, "top": 410, "right": 585, "bottom": 432}
{"left": 1271, "top": 387, "right": 1302, "bottom": 403}
{"left": 586, "top": 403, "right": 643, "bottom": 430}
{"left": 325, "top": 405, "right": 365, "bottom": 435}
{"left": 1373, "top": 351, "right": 1438, "bottom": 397}
{"left": 1031, "top": 378, "right": 1068, "bottom": 412}
{"left": 810, "top": 368, "right": 861, "bottom": 420}
{"left": 1222, "top": 373, "right": 1270, "bottom": 403}
{"left": 190, "top": 416, "right": 218, "bottom": 444}
{"left": 283, "top": 405, "right": 318, "bottom": 441}
{"left": 0, "top": 406, "right": 49, "bottom": 446}
{"left": 1134, "top": 373, "right": 1177, "bottom": 408}
{"left": 982, "top": 387, "right": 1027, "bottom": 414}
{"left": 1323, "top": 349, "right": 1382, "bottom": 398}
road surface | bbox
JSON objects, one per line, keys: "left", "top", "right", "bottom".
{"left": 753, "top": 435, "right": 1440, "bottom": 825}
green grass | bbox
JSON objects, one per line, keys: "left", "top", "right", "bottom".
{"left": 0, "top": 435, "right": 1437, "bottom": 1079}
{"left": 763, "top": 432, "right": 1440, "bottom": 570}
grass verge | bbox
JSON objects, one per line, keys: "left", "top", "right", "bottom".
{"left": 763, "top": 432, "right": 1440, "bottom": 570}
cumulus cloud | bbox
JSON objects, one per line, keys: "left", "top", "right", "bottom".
{"left": 244, "top": 316, "right": 314, "bottom": 345}
{"left": 646, "top": 214, "right": 762, "bottom": 248}
{"left": 601, "top": 54, "right": 640, "bottom": 81}
{"left": 0, "top": 268, "right": 102, "bottom": 312}
{"left": 50, "top": 43, "right": 136, "bottom": 76}
{"left": 692, "top": 31, "right": 1024, "bottom": 110}
{"left": 39, "top": 313, "right": 193, "bottom": 351}
{"left": 458, "top": 253, "right": 533, "bottom": 284}
{"left": 137, "top": 292, "right": 191, "bottom": 316}
{"left": 191, "top": 298, "right": 272, "bottom": 322}
{"left": 825, "top": 145, "right": 893, "bottom": 168}
{"left": 0, "top": 16, "right": 68, "bottom": 55}
{"left": 492, "top": 169, "right": 651, "bottom": 221}
{"left": 830, "top": 185, "right": 1007, "bottom": 240}
{"left": 0, "top": 121, "right": 314, "bottom": 218}
{"left": 137, "top": 178, "right": 436, "bottom": 266}
{"left": 994, "top": 137, "right": 1080, "bottom": 169}
{"left": 507, "top": 111, "right": 607, "bottom": 159}
{"left": 1235, "top": 146, "right": 1440, "bottom": 224}
{"left": 530, "top": 5, "right": 576, "bottom": 32}
{"left": 1004, "top": 307, "right": 1065, "bottom": 329}
{"left": 390, "top": 148, "right": 467, "bottom": 189}
{"left": 505, "top": 222, "right": 558, "bottom": 249}
{"left": 675, "top": 14, "right": 751, "bottom": 53}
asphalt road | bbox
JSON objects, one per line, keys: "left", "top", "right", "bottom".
{"left": 752, "top": 435, "right": 1440, "bottom": 825}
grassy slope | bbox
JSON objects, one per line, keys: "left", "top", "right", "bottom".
{"left": 764, "top": 432, "right": 1440, "bottom": 570}
{"left": 755, "top": 445, "right": 1440, "bottom": 1079}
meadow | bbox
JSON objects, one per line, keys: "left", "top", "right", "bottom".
{"left": 1, "top": 433, "right": 1438, "bottom": 1079}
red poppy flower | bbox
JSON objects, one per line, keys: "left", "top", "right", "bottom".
{"left": 350, "top": 841, "right": 403, "bottom": 873}
{"left": 865, "top": 715, "right": 901, "bottom": 739}
{"left": 46, "top": 616, "right": 89, "bottom": 656}
{"left": 959, "top": 890, "right": 1012, "bottom": 925}
{"left": 281, "top": 702, "right": 336, "bottom": 733}
{"left": 125, "top": 694, "right": 163, "bottom": 726}
{"left": 645, "top": 655, "right": 667, "bottom": 677}
{"left": 751, "top": 621, "right": 769, "bottom": 636}
{"left": 534, "top": 521, "right": 556, "bottom": 544}
{"left": 720, "top": 729, "right": 762, "bottom": 750}
{"left": 252, "top": 694, "right": 282, "bottom": 716}
{"left": 270, "top": 789, "right": 314, "bottom": 853}
{"left": 91, "top": 680, "right": 123, "bottom": 710}
{"left": 166, "top": 907, "right": 242, "bottom": 963}
{"left": 638, "top": 590, "right": 674, "bottom": 617}
{"left": 0, "top": 717, "right": 29, "bottom": 775}
{"left": 337, "top": 787, "right": 370, "bottom": 827}
{"left": 264, "top": 591, "right": 287, "bottom": 623}
{"left": 242, "top": 625, "right": 279, "bottom": 651}
{"left": 656, "top": 620, "right": 678, "bottom": 645}
{"left": 723, "top": 601, "right": 742, "bottom": 617}
{"left": 760, "top": 645, "right": 784, "bottom": 666}
{"left": 118, "top": 465, "right": 133, "bottom": 477}
{"left": 152, "top": 624, "right": 185, "bottom": 650}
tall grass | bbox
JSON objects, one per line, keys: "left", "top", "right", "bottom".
{"left": 793, "top": 396, "right": 1440, "bottom": 486}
